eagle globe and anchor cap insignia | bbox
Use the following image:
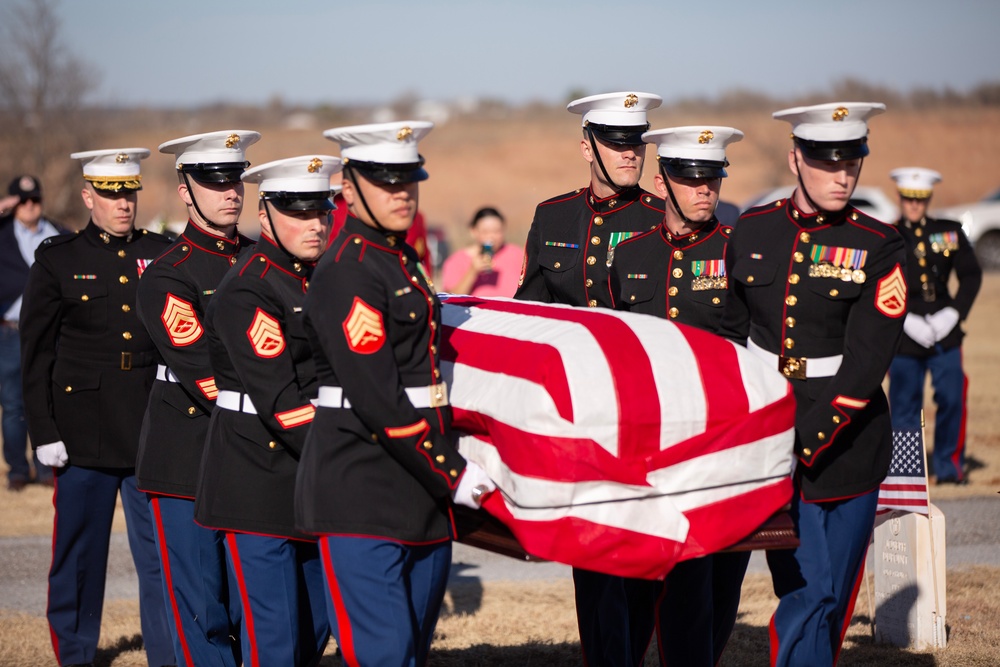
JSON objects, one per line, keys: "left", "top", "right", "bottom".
{"left": 307, "top": 157, "right": 323, "bottom": 173}
{"left": 875, "top": 264, "right": 907, "bottom": 317}
{"left": 397, "top": 126, "right": 413, "bottom": 141}
{"left": 248, "top": 308, "right": 286, "bottom": 358}
{"left": 832, "top": 107, "right": 850, "bottom": 121}
{"left": 343, "top": 297, "right": 386, "bottom": 354}
{"left": 161, "top": 294, "right": 203, "bottom": 346}
{"left": 624, "top": 93, "right": 639, "bottom": 108}
{"left": 698, "top": 130, "right": 715, "bottom": 144}
{"left": 225, "top": 133, "right": 240, "bottom": 148}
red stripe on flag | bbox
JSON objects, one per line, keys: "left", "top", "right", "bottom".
{"left": 674, "top": 322, "right": 751, "bottom": 426}
{"left": 876, "top": 497, "right": 928, "bottom": 507}
{"left": 879, "top": 483, "right": 927, "bottom": 492}
{"left": 447, "top": 297, "right": 662, "bottom": 463}
{"left": 441, "top": 328, "right": 575, "bottom": 422}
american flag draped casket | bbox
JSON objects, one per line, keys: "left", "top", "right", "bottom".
{"left": 440, "top": 296, "right": 797, "bottom": 580}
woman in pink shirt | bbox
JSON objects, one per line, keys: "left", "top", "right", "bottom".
{"left": 442, "top": 207, "right": 523, "bottom": 297}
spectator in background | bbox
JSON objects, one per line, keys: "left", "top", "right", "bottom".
{"left": 0, "top": 175, "right": 66, "bottom": 491}
{"left": 442, "top": 207, "right": 523, "bottom": 297}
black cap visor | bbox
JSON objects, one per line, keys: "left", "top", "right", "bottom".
{"left": 180, "top": 162, "right": 250, "bottom": 184}
{"left": 587, "top": 122, "right": 649, "bottom": 146}
{"left": 794, "top": 137, "right": 869, "bottom": 162}
{"left": 264, "top": 191, "right": 335, "bottom": 213}
{"left": 347, "top": 157, "right": 428, "bottom": 185}
{"left": 660, "top": 157, "right": 729, "bottom": 179}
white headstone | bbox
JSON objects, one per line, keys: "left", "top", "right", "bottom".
{"left": 871, "top": 503, "right": 947, "bottom": 649}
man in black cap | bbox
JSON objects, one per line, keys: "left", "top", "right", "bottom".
{"left": 610, "top": 125, "right": 747, "bottom": 667}
{"left": 0, "top": 175, "right": 65, "bottom": 490}
{"left": 136, "top": 130, "right": 260, "bottom": 667}
{"left": 515, "top": 91, "right": 666, "bottom": 667}
{"left": 20, "top": 149, "right": 175, "bottom": 667}
{"left": 719, "top": 102, "right": 906, "bottom": 666}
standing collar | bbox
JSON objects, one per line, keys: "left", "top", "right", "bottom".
{"left": 660, "top": 218, "right": 718, "bottom": 246}
{"left": 181, "top": 220, "right": 242, "bottom": 255}
{"left": 257, "top": 235, "right": 312, "bottom": 276}
{"left": 83, "top": 220, "right": 136, "bottom": 249}
{"left": 586, "top": 185, "right": 642, "bottom": 213}
{"left": 344, "top": 215, "right": 406, "bottom": 251}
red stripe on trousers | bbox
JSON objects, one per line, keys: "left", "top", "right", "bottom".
{"left": 150, "top": 496, "right": 195, "bottom": 667}
{"left": 835, "top": 554, "right": 869, "bottom": 664}
{"left": 319, "top": 538, "right": 358, "bottom": 667}
{"left": 225, "top": 533, "right": 259, "bottom": 667}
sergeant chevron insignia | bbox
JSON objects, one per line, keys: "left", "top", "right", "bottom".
{"left": 161, "top": 294, "right": 203, "bottom": 346}
{"left": 874, "top": 264, "right": 907, "bottom": 318}
{"left": 343, "top": 297, "right": 385, "bottom": 354}
{"left": 248, "top": 308, "right": 286, "bottom": 358}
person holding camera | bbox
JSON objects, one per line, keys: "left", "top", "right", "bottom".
{"left": 441, "top": 206, "right": 522, "bottom": 297}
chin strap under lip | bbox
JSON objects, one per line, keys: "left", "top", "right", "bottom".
{"left": 792, "top": 152, "right": 865, "bottom": 218}
{"left": 344, "top": 163, "right": 404, "bottom": 244}
{"left": 182, "top": 171, "right": 236, "bottom": 234}
{"left": 587, "top": 126, "right": 641, "bottom": 197}
{"left": 262, "top": 199, "right": 313, "bottom": 265}
{"left": 660, "top": 164, "right": 718, "bottom": 230}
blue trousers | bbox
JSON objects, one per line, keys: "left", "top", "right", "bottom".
{"left": 766, "top": 489, "right": 878, "bottom": 667}
{"left": 572, "top": 568, "right": 661, "bottom": 667}
{"left": 655, "top": 550, "right": 751, "bottom": 666}
{"left": 319, "top": 536, "right": 451, "bottom": 667}
{"left": 889, "top": 346, "right": 968, "bottom": 481}
{"left": 1, "top": 325, "right": 49, "bottom": 483}
{"left": 47, "top": 466, "right": 174, "bottom": 667}
{"left": 224, "top": 532, "right": 330, "bottom": 667}
{"left": 149, "top": 495, "right": 242, "bottom": 667}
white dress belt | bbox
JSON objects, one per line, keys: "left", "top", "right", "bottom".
{"left": 747, "top": 338, "right": 843, "bottom": 379}
{"left": 216, "top": 390, "right": 258, "bottom": 415}
{"left": 156, "top": 364, "right": 180, "bottom": 383}
{"left": 316, "top": 382, "right": 449, "bottom": 410}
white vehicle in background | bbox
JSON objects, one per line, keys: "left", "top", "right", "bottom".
{"left": 741, "top": 185, "right": 899, "bottom": 224}
{"left": 934, "top": 188, "right": 1000, "bottom": 270}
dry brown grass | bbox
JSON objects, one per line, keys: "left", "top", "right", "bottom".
{"left": 2, "top": 571, "right": 997, "bottom": 666}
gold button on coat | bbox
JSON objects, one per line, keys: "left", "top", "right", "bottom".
{"left": 585, "top": 279, "right": 593, "bottom": 287}
{"left": 436, "top": 455, "right": 445, "bottom": 463}
{"left": 269, "top": 441, "right": 277, "bottom": 449}
{"left": 668, "top": 307, "right": 679, "bottom": 318}
{"left": 672, "top": 268, "right": 683, "bottom": 278}
{"left": 784, "top": 338, "right": 794, "bottom": 349}
{"left": 800, "top": 232, "right": 810, "bottom": 243}
{"left": 673, "top": 250, "right": 683, "bottom": 260}
{"left": 449, "top": 469, "right": 458, "bottom": 478}
{"left": 829, "top": 289, "right": 839, "bottom": 297}
{"left": 591, "top": 236, "right": 601, "bottom": 245}
{"left": 119, "top": 275, "right": 129, "bottom": 284}
{"left": 65, "top": 386, "right": 72, "bottom": 392}
{"left": 785, "top": 317, "right": 796, "bottom": 327}
{"left": 668, "top": 286, "right": 678, "bottom": 296}
{"left": 747, "top": 275, "right": 754, "bottom": 283}
{"left": 117, "top": 250, "right": 126, "bottom": 258}
{"left": 803, "top": 448, "right": 812, "bottom": 456}
{"left": 553, "top": 262, "right": 561, "bottom": 269}
{"left": 786, "top": 295, "right": 797, "bottom": 306}
{"left": 587, "top": 256, "right": 597, "bottom": 266}
{"left": 81, "top": 295, "right": 89, "bottom": 301}
{"left": 122, "top": 331, "right": 132, "bottom": 340}
{"left": 789, "top": 274, "right": 800, "bottom": 284}
{"left": 593, "top": 216, "right": 604, "bottom": 226}
{"left": 423, "top": 441, "right": 433, "bottom": 450}
{"left": 122, "top": 304, "right": 130, "bottom": 312}
{"left": 818, "top": 432, "right": 826, "bottom": 440}
{"left": 712, "top": 297, "right": 720, "bottom": 304}
{"left": 793, "top": 252, "right": 804, "bottom": 263}
{"left": 187, "top": 407, "right": 196, "bottom": 415}
{"left": 588, "top": 299, "right": 597, "bottom": 307}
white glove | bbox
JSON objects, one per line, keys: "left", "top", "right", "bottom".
{"left": 452, "top": 461, "right": 497, "bottom": 509}
{"left": 927, "top": 307, "right": 960, "bottom": 342}
{"left": 36, "top": 441, "right": 69, "bottom": 468}
{"left": 903, "top": 313, "right": 936, "bottom": 348}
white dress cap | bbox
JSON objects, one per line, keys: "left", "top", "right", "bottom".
{"left": 889, "top": 167, "right": 942, "bottom": 199}
{"left": 567, "top": 92, "right": 663, "bottom": 127}
{"left": 773, "top": 102, "right": 886, "bottom": 142}
{"left": 324, "top": 121, "right": 433, "bottom": 164}
{"left": 70, "top": 148, "right": 151, "bottom": 191}
{"left": 158, "top": 130, "right": 262, "bottom": 168}
{"left": 242, "top": 155, "right": 343, "bottom": 194}
{"left": 643, "top": 126, "right": 744, "bottom": 162}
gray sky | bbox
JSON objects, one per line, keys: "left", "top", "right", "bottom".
{"left": 57, "top": 0, "right": 999, "bottom": 108}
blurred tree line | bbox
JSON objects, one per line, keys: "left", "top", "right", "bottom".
{"left": 2, "top": 0, "right": 998, "bottom": 226}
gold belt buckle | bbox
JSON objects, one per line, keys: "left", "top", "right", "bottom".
{"left": 429, "top": 381, "right": 449, "bottom": 408}
{"left": 121, "top": 351, "right": 132, "bottom": 371}
{"left": 779, "top": 355, "right": 806, "bottom": 380}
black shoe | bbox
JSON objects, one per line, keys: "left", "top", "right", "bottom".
{"left": 7, "top": 478, "right": 28, "bottom": 492}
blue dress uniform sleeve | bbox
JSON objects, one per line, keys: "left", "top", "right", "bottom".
{"left": 19, "top": 241, "right": 66, "bottom": 445}
{"left": 513, "top": 207, "right": 553, "bottom": 303}
{"left": 795, "top": 231, "right": 907, "bottom": 467}
{"left": 137, "top": 262, "right": 217, "bottom": 413}
{"left": 951, "top": 225, "right": 982, "bottom": 320}
{"left": 212, "top": 277, "right": 314, "bottom": 455}
{"left": 306, "top": 247, "right": 466, "bottom": 499}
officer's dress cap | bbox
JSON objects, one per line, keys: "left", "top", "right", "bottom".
{"left": 890, "top": 167, "right": 941, "bottom": 200}
{"left": 70, "top": 148, "right": 150, "bottom": 192}
{"left": 243, "top": 155, "right": 343, "bottom": 212}
{"left": 159, "top": 130, "right": 262, "bottom": 184}
{"left": 568, "top": 92, "right": 663, "bottom": 145}
{"left": 773, "top": 102, "right": 886, "bottom": 161}
{"left": 324, "top": 121, "right": 433, "bottom": 185}
{"left": 644, "top": 126, "right": 744, "bottom": 179}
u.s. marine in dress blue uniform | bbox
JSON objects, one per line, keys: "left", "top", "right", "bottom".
{"left": 610, "top": 125, "right": 750, "bottom": 667}
{"left": 886, "top": 167, "right": 982, "bottom": 484}
{"left": 516, "top": 91, "right": 665, "bottom": 667}
{"left": 20, "top": 148, "right": 174, "bottom": 667}
{"left": 297, "top": 121, "right": 494, "bottom": 667}
{"left": 719, "top": 103, "right": 907, "bottom": 667}
{"left": 136, "top": 130, "right": 260, "bottom": 667}
{"left": 194, "top": 155, "right": 342, "bottom": 667}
